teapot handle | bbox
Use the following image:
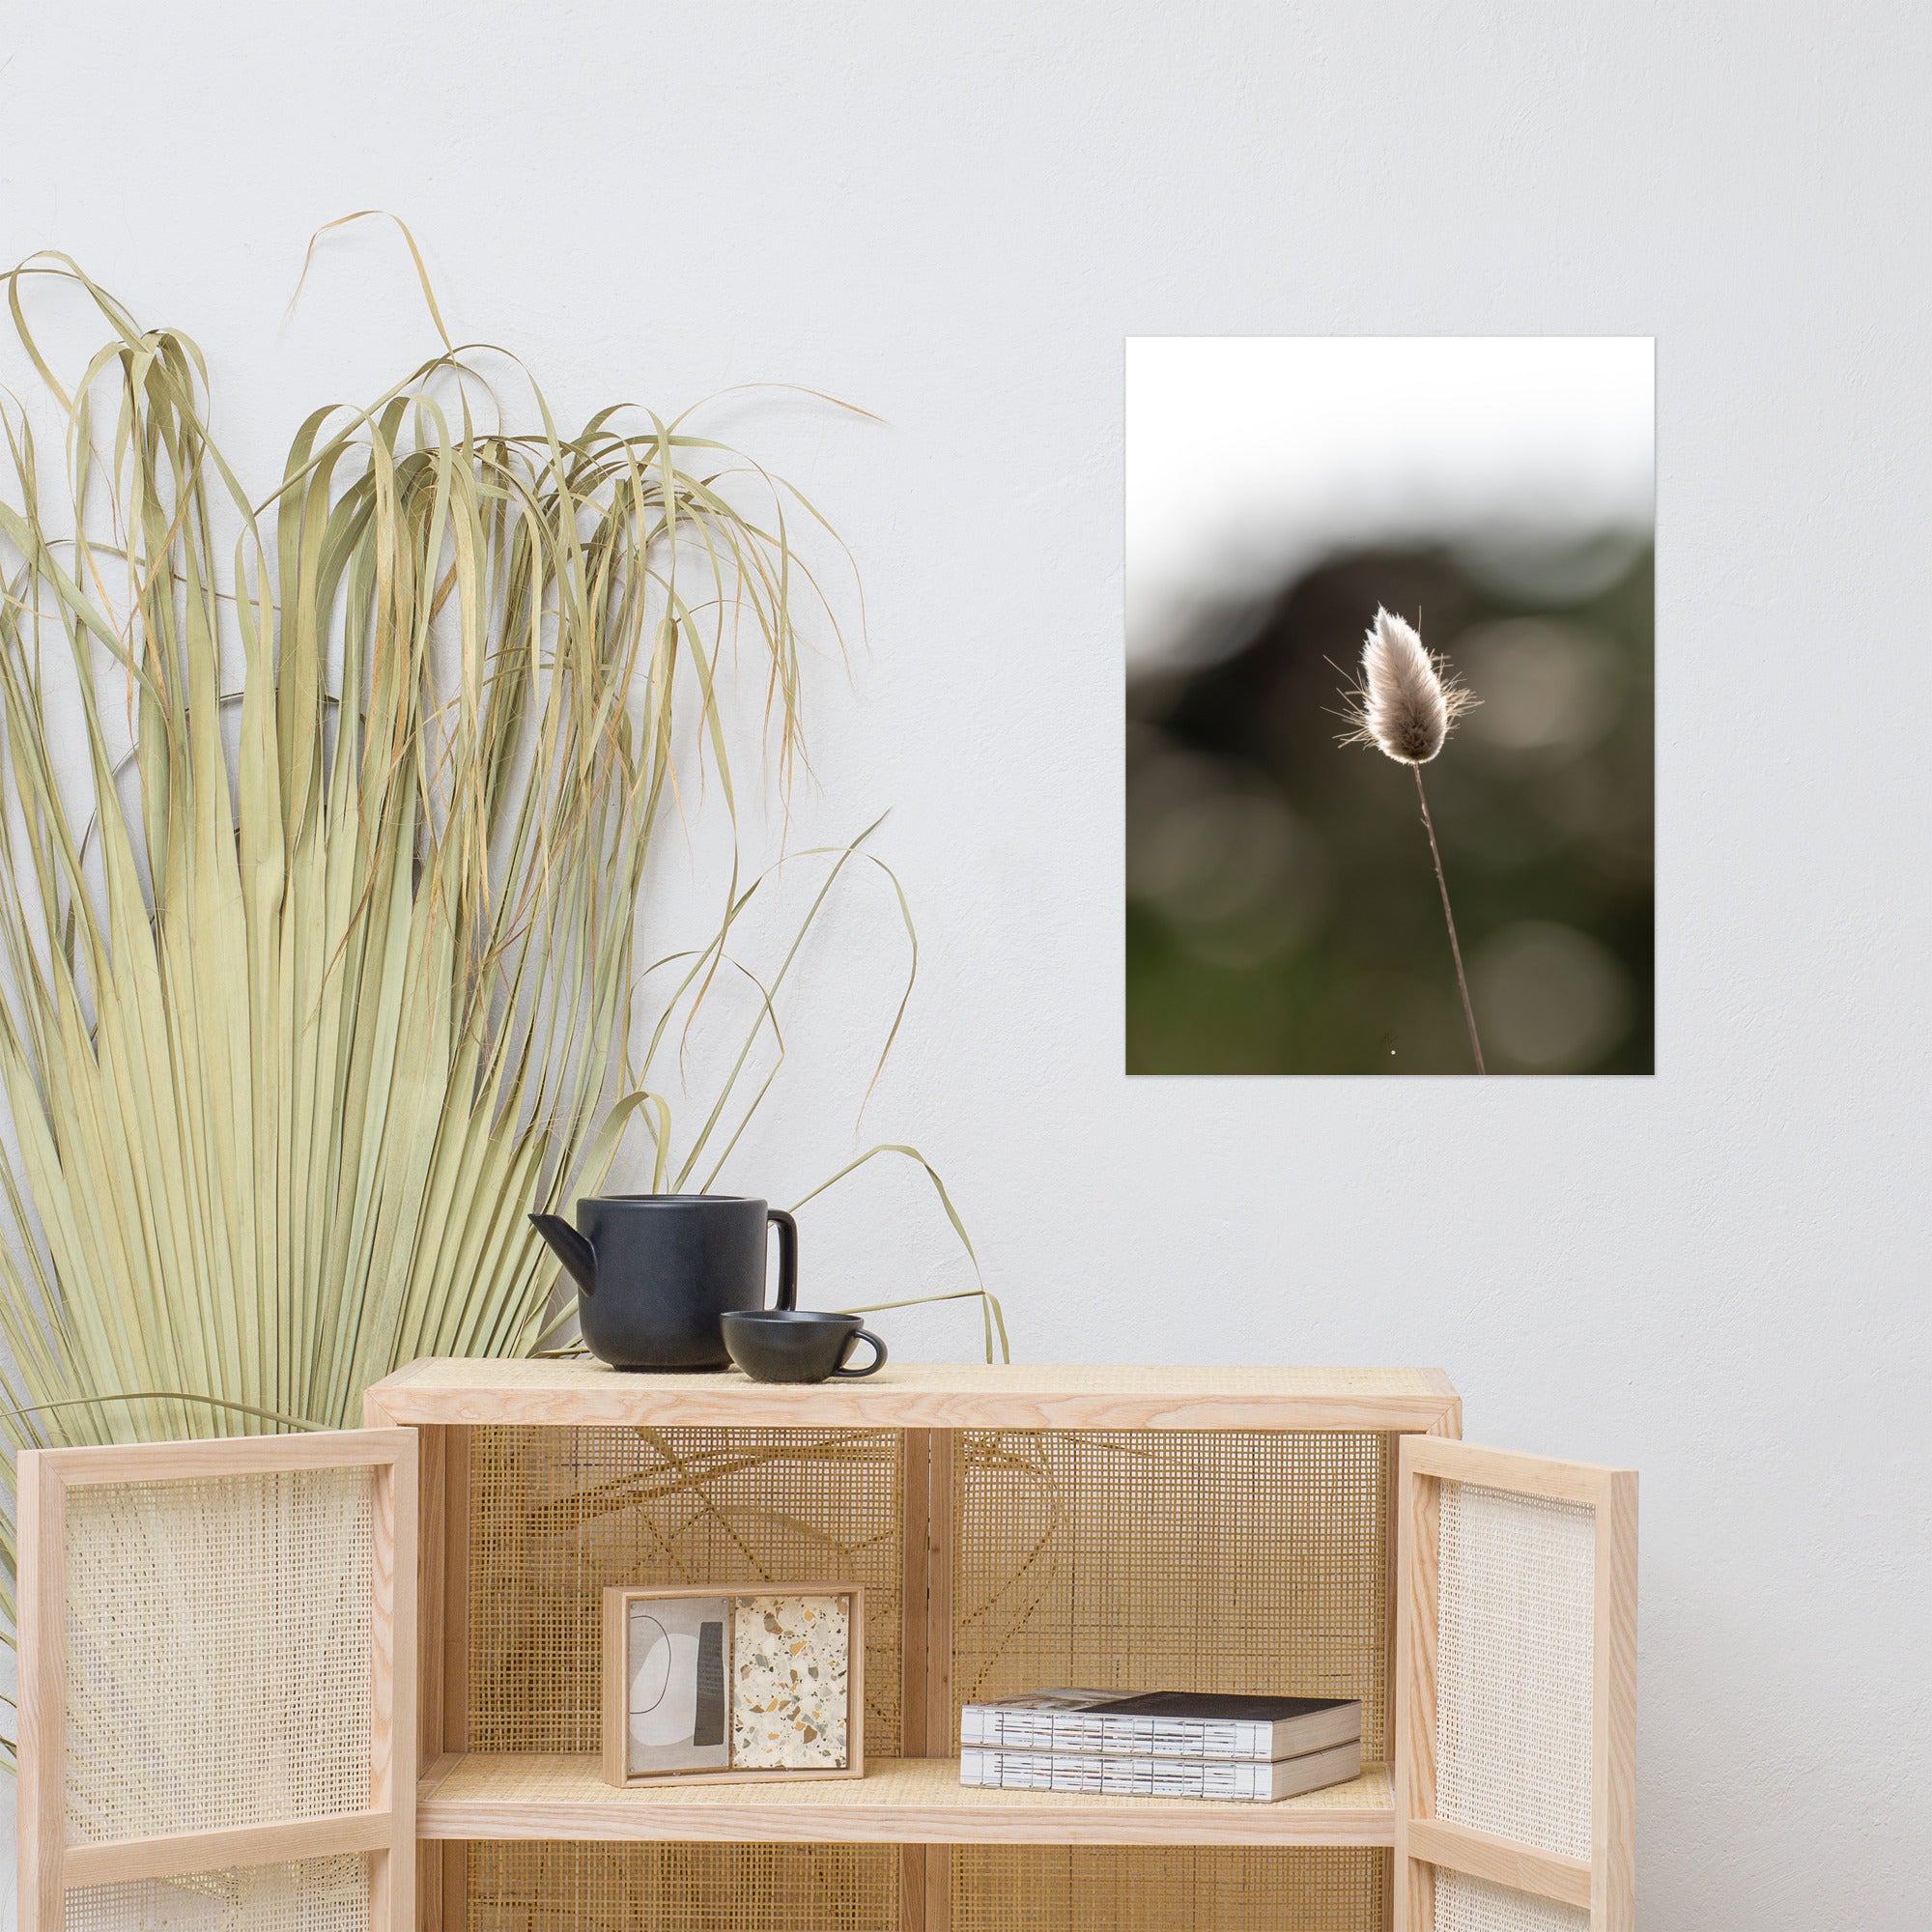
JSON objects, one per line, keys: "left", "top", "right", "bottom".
{"left": 767, "top": 1208, "right": 798, "bottom": 1311}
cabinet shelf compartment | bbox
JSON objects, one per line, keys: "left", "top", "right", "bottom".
{"left": 365, "top": 1358, "right": 1461, "bottom": 1932}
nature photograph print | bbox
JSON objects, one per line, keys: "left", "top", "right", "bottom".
{"left": 1125, "top": 336, "right": 1655, "bottom": 1075}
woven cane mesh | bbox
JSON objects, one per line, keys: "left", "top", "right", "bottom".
{"left": 466, "top": 1841, "right": 897, "bottom": 1932}
{"left": 953, "top": 1431, "right": 1392, "bottom": 1758}
{"left": 63, "top": 1469, "right": 375, "bottom": 1842}
{"left": 468, "top": 1427, "right": 902, "bottom": 1755}
{"left": 63, "top": 1856, "right": 370, "bottom": 1932}
{"left": 1435, "top": 1480, "right": 1595, "bottom": 1860}
{"left": 1434, "top": 1870, "right": 1590, "bottom": 1932}
{"left": 952, "top": 1847, "right": 1387, "bottom": 1931}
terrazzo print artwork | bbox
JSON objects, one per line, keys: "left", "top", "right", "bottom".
{"left": 730, "top": 1593, "right": 851, "bottom": 1770}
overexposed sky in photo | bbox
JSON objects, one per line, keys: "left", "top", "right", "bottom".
{"left": 1125, "top": 336, "right": 1655, "bottom": 667}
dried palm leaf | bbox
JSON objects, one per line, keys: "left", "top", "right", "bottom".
{"left": 0, "top": 236, "right": 1001, "bottom": 1765}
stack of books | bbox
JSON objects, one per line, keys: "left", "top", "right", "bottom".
{"left": 958, "top": 1688, "right": 1362, "bottom": 1804}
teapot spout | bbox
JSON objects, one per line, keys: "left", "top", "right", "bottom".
{"left": 529, "top": 1212, "right": 598, "bottom": 1296}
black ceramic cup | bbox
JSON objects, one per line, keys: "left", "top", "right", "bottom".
{"left": 720, "top": 1309, "right": 888, "bottom": 1383}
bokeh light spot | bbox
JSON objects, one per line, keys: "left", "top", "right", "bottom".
{"left": 1458, "top": 618, "right": 1623, "bottom": 756}
{"left": 1471, "top": 921, "right": 1633, "bottom": 1071}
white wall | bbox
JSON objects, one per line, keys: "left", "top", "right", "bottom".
{"left": 5, "top": 2, "right": 1928, "bottom": 1924}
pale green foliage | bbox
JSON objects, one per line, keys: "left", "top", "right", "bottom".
{"left": 0, "top": 242, "right": 1001, "bottom": 1759}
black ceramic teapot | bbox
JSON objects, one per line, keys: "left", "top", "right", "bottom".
{"left": 529, "top": 1194, "right": 798, "bottom": 1371}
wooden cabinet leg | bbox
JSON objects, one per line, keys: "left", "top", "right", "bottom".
{"left": 900, "top": 1846, "right": 926, "bottom": 1932}
{"left": 924, "top": 1845, "right": 952, "bottom": 1932}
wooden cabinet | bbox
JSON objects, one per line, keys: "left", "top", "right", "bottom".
{"left": 17, "top": 1363, "right": 1635, "bottom": 1932}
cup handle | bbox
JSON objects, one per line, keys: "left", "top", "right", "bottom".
{"left": 767, "top": 1208, "right": 798, "bottom": 1311}
{"left": 832, "top": 1328, "right": 888, "bottom": 1378}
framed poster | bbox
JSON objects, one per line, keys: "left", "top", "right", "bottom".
{"left": 1125, "top": 337, "right": 1655, "bottom": 1075}
{"left": 601, "top": 1583, "right": 865, "bottom": 1787}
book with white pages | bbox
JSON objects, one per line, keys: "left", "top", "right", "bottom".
{"left": 958, "top": 1737, "right": 1364, "bottom": 1804}
{"left": 958, "top": 1689, "right": 1361, "bottom": 1762}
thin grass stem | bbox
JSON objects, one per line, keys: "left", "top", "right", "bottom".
{"left": 1412, "top": 763, "right": 1485, "bottom": 1075}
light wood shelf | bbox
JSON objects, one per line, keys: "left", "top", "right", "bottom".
{"left": 415, "top": 1752, "right": 1395, "bottom": 1848}
{"left": 365, "top": 1357, "right": 1462, "bottom": 1434}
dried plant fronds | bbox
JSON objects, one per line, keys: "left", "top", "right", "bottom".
{"left": 0, "top": 241, "right": 1002, "bottom": 1763}
{"left": 0, "top": 250, "right": 814, "bottom": 1470}
{"left": 1339, "top": 606, "right": 1476, "bottom": 765}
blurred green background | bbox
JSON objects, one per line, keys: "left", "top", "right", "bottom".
{"left": 1124, "top": 540, "right": 1654, "bottom": 1075}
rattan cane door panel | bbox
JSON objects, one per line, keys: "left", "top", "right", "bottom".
{"left": 1435, "top": 1484, "right": 1595, "bottom": 1860}
{"left": 1430, "top": 1870, "right": 1589, "bottom": 1932}
{"left": 15, "top": 1432, "right": 415, "bottom": 1932}
{"left": 1394, "top": 1440, "right": 1636, "bottom": 1932}
{"left": 63, "top": 1856, "right": 374, "bottom": 1932}
{"left": 62, "top": 1467, "right": 377, "bottom": 1842}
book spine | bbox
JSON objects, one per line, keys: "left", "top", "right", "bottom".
{"left": 957, "top": 1709, "right": 1276, "bottom": 1761}
{"left": 959, "top": 1748, "right": 1275, "bottom": 1802}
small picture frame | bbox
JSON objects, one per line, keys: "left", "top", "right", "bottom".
{"left": 601, "top": 1583, "right": 866, "bottom": 1787}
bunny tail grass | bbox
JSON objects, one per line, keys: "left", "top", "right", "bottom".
{"left": 1339, "top": 608, "right": 1485, "bottom": 1072}
{"left": 1341, "top": 607, "right": 1476, "bottom": 765}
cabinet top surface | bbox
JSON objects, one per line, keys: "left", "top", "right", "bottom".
{"left": 364, "top": 1357, "right": 1460, "bottom": 1431}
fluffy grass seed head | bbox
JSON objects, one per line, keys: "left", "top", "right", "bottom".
{"left": 1341, "top": 607, "right": 1477, "bottom": 765}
